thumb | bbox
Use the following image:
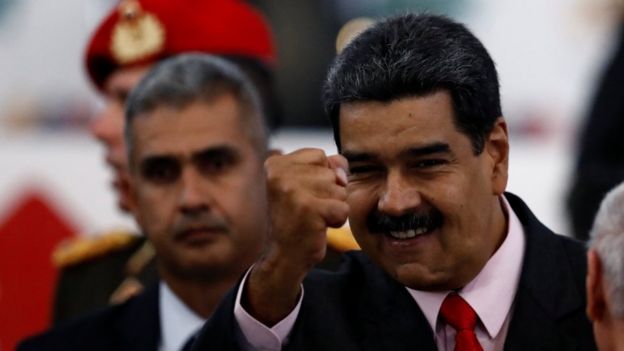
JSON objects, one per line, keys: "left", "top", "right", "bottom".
{"left": 328, "top": 154, "right": 348, "bottom": 186}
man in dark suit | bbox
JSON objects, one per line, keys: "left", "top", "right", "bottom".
{"left": 18, "top": 54, "right": 271, "bottom": 351}
{"left": 192, "top": 13, "right": 597, "bottom": 351}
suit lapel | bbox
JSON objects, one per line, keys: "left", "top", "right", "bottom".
{"left": 504, "top": 193, "right": 586, "bottom": 351}
{"left": 357, "top": 258, "right": 437, "bottom": 351}
{"left": 114, "top": 283, "right": 161, "bottom": 351}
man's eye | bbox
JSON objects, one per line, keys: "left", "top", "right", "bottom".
{"left": 196, "top": 153, "right": 236, "bottom": 175}
{"left": 141, "top": 159, "right": 181, "bottom": 184}
{"left": 349, "top": 165, "right": 374, "bottom": 174}
{"left": 348, "top": 165, "right": 383, "bottom": 179}
{"left": 412, "top": 159, "right": 447, "bottom": 169}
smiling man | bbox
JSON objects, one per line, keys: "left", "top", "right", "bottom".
{"left": 191, "top": 13, "right": 596, "bottom": 351}
{"left": 19, "top": 54, "right": 269, "bottom": 351}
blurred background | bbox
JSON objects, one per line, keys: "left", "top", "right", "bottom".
{"left": 0, "top": 0, "right": 621, "bottom": 349}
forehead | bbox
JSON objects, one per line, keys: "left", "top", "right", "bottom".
{"left": 104, "top": 65, "right": 152, "bottom": 95}
{"left": 339, "top": 91, "right": 462, "bottom": 155}
{"left": 130, "top": 95, "right": 253, "bottom": 159}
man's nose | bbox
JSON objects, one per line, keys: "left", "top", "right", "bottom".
{"left": 377, "top": 171, "right": 422, "bottom": 216}
{"left": 177, "top": 167, "right": 210, "bottom": 215}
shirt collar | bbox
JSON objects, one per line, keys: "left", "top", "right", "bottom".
{"left": 406, "top": 194, "right": 526, "bottom": 339}
{"left": 159, "top": 282, "right": 206, "bottom": 351}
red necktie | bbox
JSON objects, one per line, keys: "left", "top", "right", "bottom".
{"left": 439, "top": 293, "right": 484, "bottom": 351}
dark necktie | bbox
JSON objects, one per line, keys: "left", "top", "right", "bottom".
{"left": 439, "top": 293, "right": 484, "bottom": 351}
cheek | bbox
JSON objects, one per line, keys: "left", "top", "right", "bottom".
{"left": 346, "top": 187, "right": 369, "bottom": 221}
{"left": 136, "top": 188, "right": 175, "bottom": 233}
{"left": 346, "top": 186, "right": 378, "bottom": 243}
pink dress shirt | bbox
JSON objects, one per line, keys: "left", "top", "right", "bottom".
{"left": 234, "top": 196, "right": 526, "bottom": 351}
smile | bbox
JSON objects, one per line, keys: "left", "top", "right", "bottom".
{"left": 368, "top": 208, "right": 444, "bottom": 241}
{"left": 388, "top": 227, "right": 430, "bottom": 240}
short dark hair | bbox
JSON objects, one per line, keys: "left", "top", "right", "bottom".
{"left": 125, "top": 53, "right": 268, "bottom": 157}
{"left": 323, "top": 13, "right": 501, "bottom": 154}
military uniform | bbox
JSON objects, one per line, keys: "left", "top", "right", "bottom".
{"left": 52, "top": 231, "right": 157, "bottom": 323}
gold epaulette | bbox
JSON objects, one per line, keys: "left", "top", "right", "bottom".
{"left": 52, "top": 230, "right": 140, "bottom": 268}
{"left": 327, "top": 226, "right": 360, "bottom": 252}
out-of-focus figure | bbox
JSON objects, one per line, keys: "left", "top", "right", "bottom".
{"left": 52, "top": 0, "right": 279, "bottom": 323}
{"left": 19, "top": 53, "right": 272, "bottom": 351}
{"left": 52, "top": 0, "right": 357, "bottom": 324}
{"left": 568, "top": 1, "right": 624, "bottom": 241}
{"left": 586, "top": 181, "right": 624, "bottom": 351}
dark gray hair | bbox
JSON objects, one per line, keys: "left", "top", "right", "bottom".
{"left": 323, "top": 13, "right": 501, "bottom": 153}
{"left": 589, "top": 181, "right": 624, "bottom": 318}
{"left": 125, "top": 53, "right": 268, "bottom": 157}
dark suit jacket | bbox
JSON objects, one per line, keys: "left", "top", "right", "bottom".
{"left": 192, "top": 193, "right": 597, "bottom": 351}
{"left": 18, "top": 284, "right": 161, "bottom": 351}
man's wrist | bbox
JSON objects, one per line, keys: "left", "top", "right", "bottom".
{"left": 243, "top": 254, "right": 306, "bottom": 326}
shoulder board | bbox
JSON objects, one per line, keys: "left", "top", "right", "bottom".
{"left": 327, "top": 226, "right": 360, "bottom": 252}
{"left": 52, "top": 230, "right": 140, "bottom": 268}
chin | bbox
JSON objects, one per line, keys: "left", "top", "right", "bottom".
{"left": 390, "top": 262, "right": 453, "bottom": 291}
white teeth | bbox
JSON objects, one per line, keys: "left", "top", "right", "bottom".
{"left": 389, "top": 228, "right": 428, "bottom": 239}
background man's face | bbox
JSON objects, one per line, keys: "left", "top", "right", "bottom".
{"left": 90, "top": 65, "right": 151, "bottom": 212}
{"left": 128, "top": 95, "right": 267, "bottom": 281}
{"left": 341, "top": 90, "right": 508, "bottom": 291}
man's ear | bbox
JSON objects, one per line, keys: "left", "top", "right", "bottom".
{"left": 587, "top": 249, "right": 607, "bottom": 321}
{"left": 485, "top": 117, "right": 509, "bottom": 195}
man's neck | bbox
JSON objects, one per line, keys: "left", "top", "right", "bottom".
{"left": 161, "top": 271, "right": 240, "bottom": 319}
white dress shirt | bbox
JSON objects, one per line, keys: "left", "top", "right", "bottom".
{"left": 159, "top": 282, "right": 206, "bottom": 351}
{"left": 234, "top": 195, "right": 526, "bottom": 351}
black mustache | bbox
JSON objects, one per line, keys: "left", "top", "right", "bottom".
{"left": 366, "top": 209, "right": 443, "bottom": 233}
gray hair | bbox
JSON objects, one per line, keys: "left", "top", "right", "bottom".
{"left": 589, "top": 181, "right": 624, "bottom": 318}
{"left": 124, "top": 53, "right": 268, "bottom": 158}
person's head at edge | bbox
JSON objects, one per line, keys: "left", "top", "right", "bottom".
{"left": 85, "top": 0, "right": 278, "bottom": 213}
{"left": 322, "top": 13, "right": 509, "bottom": 291}
{"left": 587, "top": 182, "right": 624, "bottom": 351}
{"left": 124, "top": 53, "right": 269, "bottom": 316}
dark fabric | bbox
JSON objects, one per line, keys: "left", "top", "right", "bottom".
{"left": 567, "top": 24, "right": 624, "bottom": 241}
{"left": 53, "top": 235, "right": 159, "bottom": 324}
{"left": 192, "top": 193, "right": 597, "bottom": 351}
{"left": 18, "top": 284, "right": 161, "bottom": 351}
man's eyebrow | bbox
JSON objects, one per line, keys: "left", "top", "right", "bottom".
{"left": 192, "top": 145, "right": 240, "bottom": 160}
{"left": 342, "top": 143, "right": 451, "bottom": 163}
{"left": 341, "top": 151, "right": 378, "bottom": 163}
{"left": 399, "top": 143, "right": 451, "bottom": 158}
{"left": 138, "top": 154, "right": 178, "bottom": 169}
